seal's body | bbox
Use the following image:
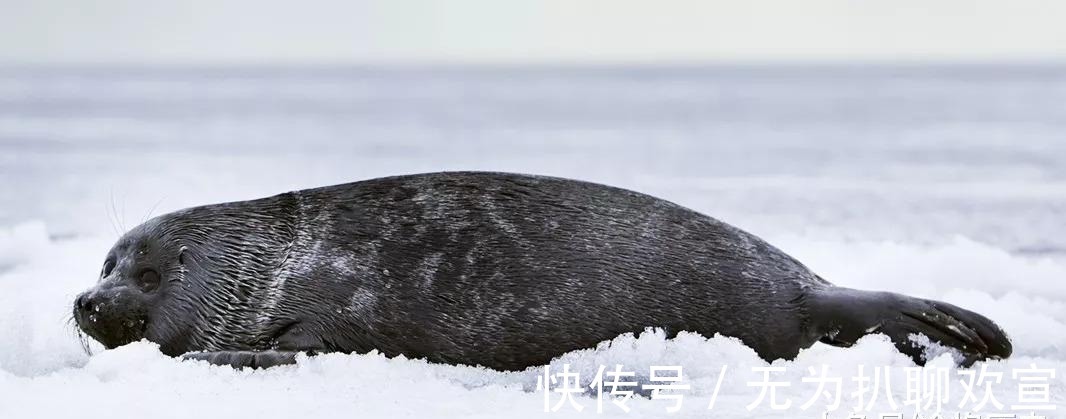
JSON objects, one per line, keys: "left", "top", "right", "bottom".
{"left": 74, "top": 172, "right": 1011, "bottom": 370}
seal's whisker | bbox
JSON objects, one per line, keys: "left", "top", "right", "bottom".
{"left": 64, "top": 311, "right": 94, "bottom": 356}
{"left": 107, "top": 189, "right": 122, "bottom": 237}
{"left": 105, "top": 202, "right": 119, "bottom": 237}
{"left": 120, "top": 193, "right": 127, "bottom": 231}
{"left": 143, "top": 198, "right": 164, "bottom": 224}
{"left": 77, "top": 329, "right": 93, "bottom": 356}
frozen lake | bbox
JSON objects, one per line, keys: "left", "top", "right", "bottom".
{"left": 3, "top": 65, "right": 1066, "bottom": 254}
{"left": 0, "top": 65, "right": 1063, "bottom": 417}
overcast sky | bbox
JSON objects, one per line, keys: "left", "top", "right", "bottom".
{"left": 2, "top": 0, "right": 1065, "bottom": 65}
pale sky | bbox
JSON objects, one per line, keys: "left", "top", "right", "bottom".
{"left": 2, "top": 0, "right": 1066, "bottom": 65}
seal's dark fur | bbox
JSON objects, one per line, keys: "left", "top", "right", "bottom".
{"left": 74, "top": 172, "right": 1012, "bottom": 370}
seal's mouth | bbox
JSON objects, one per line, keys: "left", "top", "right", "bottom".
{"left": 73, "top": 291, "right": 149, "bottom": 349}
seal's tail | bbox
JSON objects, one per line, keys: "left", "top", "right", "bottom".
{"left": 809, "top": 287, "right": 1012, "bottom": 365}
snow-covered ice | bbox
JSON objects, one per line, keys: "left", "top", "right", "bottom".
{"left": 0, "top": 66, "right": 1064, "bottom": 417}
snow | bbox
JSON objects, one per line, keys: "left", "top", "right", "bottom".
{"left": 2, "top": 223, "right": 1063, "bottom": 418}
{"left": 1, "top": 66, "right": 1064, "bottom": 417}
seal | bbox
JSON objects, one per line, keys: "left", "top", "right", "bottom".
{"left": 73, "top": 172, "right": 1012, "bottom": 370}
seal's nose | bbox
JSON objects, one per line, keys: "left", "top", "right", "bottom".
{"left": 75, "top": 292, "right": 94, "bottom": 314}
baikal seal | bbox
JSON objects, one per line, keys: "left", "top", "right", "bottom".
{"left": 73, "top": 172, "right": 1011, "bottom": 370}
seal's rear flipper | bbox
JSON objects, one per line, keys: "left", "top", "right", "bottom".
{"left": 809, "top": 287, "right": 1012, "bottom": 366}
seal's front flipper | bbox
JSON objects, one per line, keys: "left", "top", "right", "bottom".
{"left": 182, "top": 350, "right": 302, "bottom": 369}
{"left": 809, "top": 287, "right": 1012, "bottom": 366}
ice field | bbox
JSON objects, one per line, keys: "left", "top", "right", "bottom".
{"left": 0, "top": 66, "right": 1063, "bottom": 417}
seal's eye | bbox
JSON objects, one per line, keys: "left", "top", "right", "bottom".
{"left": 135, "top": 269, "right": 161, "bottom": 292}
{"left": 101, "top": 258, "right": 116, "bottom": 278}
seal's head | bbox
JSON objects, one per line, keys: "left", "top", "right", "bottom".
{"left": 72, "top": 199, "right": 299, "bottom": 356}
{"left": 73, "top": 221, "right": 184, "bottom": 350}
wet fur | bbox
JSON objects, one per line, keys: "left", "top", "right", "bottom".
{"left": 75, "top": 172, "right": 1011, "bottom": 370}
